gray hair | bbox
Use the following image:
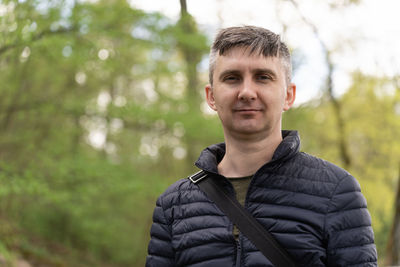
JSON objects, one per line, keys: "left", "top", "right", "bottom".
{"left": 209, "top": 26, "right": 292, "bottom": 86}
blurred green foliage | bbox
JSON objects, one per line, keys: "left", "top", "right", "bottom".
{"left": 0, "top": 0, "right": 399, "bottom": 266}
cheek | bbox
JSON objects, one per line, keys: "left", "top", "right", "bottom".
{"left": 277, "top": 90, "right": 288, "bottom": 106}
{"left": 214, "top": 92, "right": 232, "bottom": 107}
{"left": 264, "top": 91, "right": 284, "bottom": 103}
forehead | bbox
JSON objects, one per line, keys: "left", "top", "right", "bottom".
{"left": 214, "top": 46, "right": 283, "bottom": 74}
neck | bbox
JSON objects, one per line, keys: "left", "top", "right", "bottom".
{"left": 218, "top": 130, "right": 283, "bottom": 177}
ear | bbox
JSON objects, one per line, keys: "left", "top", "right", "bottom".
{"left": 283, "top": 83, "right": 296, "bottom": 111}
{"left": 205, "top": 84, "right": 217, "bottom": 111}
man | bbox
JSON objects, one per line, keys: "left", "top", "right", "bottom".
{"left": 146, "top": 26, "right": 377, "bottom": 266}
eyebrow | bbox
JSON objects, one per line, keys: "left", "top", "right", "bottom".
{"left": 253, "top": 68, "right": 277, "bottom": 79}
{"left": 218, "top": 68, "right": 277, "bottom": 81}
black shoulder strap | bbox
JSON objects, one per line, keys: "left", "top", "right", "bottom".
{"left": 189, "top": 170, "right": 297, "bottom": 267}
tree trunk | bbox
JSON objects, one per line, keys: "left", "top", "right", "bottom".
{"left": 287, "top": 0, "right": 351, "bottom": 169}
{"left": 178, "top": 0, "right": 201, "bottom": 103}
{"left": 386, "top": 164, "right": 400, "bottom": 265}
{"left": 178, "top": 0, "right": 204, "bottom": 172}
{"left": 179, "top": 0, "right": 187, "bottom": 16}
{"left": 326, "top": 56, "right": 351, "bottom": 169}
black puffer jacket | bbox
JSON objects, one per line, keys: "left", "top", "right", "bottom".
{"left": 146, "top": 131, "right": 377, "bottom": 266}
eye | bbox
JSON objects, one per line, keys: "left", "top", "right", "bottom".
{"left": 256, "top": 74, "right": 271, "bottom": 81}
{"left": 223, "top": 75, "right": 240, "bottom": 82}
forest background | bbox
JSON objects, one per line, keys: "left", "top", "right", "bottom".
{"left": 0, "top": 0, "right": 399, "bottom": 266}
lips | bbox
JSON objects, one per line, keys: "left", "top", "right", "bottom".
{"left": 233, "top": 108, "right": 263, "bottom": 117}
{"left": 236, "top": 109, "right": 261, "bottom": 112}
{"left": 233, "top": 107, "right": 263, "bottom": 112}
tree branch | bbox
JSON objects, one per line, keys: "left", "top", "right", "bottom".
{"left": 0, "top": 26, "right": 77, "bottom": 56}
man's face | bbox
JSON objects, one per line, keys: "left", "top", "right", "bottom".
{"left": 205, "top": 47, "right": 296, "bottom": 140}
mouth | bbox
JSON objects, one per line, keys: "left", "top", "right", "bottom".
{"left": 234, "top": 108, "right": 262, "bottom": 114}
{"left": 236, "top": 109, "right": 260, "bottom": 111}
{"left": 234, "top": 107, "right": 262, "bottom": 112}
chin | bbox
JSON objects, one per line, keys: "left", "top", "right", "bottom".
{"left": 233, "top": 126, "right": 270, "bottom": 135}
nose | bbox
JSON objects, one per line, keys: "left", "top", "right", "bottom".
{"left": 238, "top": 79, "right": 257, "bottom": 101}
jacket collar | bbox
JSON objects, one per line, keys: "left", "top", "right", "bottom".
{"left": 195, "top": 130, "right": 300, "bottom": 174}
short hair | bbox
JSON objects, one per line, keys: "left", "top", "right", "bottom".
{"left": 209, "top": 26, "right": 292, "bottom": 86}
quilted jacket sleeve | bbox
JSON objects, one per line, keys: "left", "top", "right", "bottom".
{"left": 325, "top": 174, "right": 377, "bottom": 266}
{"left": 146, "top": 195, "right": 175, "bottom": 267}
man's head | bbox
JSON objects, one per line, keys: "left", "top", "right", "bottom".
{"left": 205, "top": 26, "right": 296, "bottom": 140}
{"left": 209, "top": 26, "right": 292, "bottom": 87}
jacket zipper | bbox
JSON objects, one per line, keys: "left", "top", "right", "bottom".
{"left": 235, "top": 236, "right": 242, "bottom": 267}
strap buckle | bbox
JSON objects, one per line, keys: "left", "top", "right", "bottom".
{"left": 188, "top": 171, "right": 208, "bottom": 184}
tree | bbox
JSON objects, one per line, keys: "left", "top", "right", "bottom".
{"left": 174, "top": 0, "right": 210, "bottom": 171}
{"left": 386, "top": 168, "right": 400, "bottom": 265}
{"left": 287, "top": 0, "right": 351, "bottom": 169}
{"left": 0, "top": 0, "right": 212, "bottom": 265}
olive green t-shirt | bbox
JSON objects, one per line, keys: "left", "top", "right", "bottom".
{"left": 227, "top": 175, "right": 253, "bottom": 240}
